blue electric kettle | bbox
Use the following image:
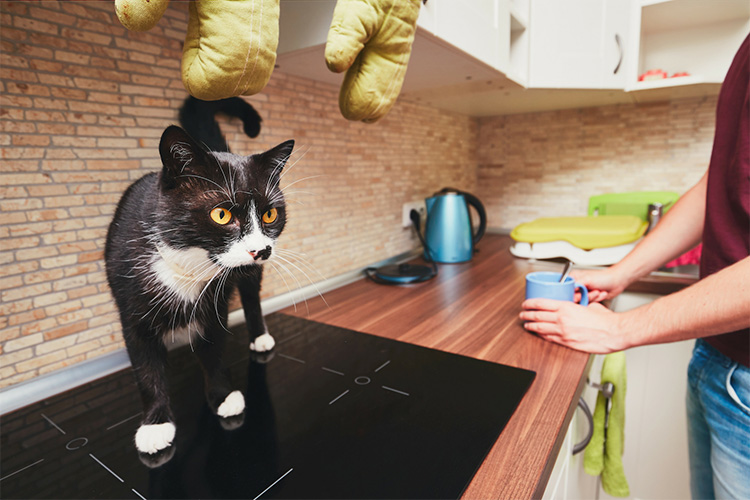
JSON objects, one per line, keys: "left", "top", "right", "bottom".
{"left": 424, "top": 188, "right": 487, "bottom": 263}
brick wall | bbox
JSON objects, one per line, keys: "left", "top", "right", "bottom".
{"left": 476, "top": 98, "right": 717, "bottom": 229}
{"left": 0, "top": 1, "right": 477, "bottom": 388}
{"left": 0, "top": 2, "right": 719, "bottom": 392}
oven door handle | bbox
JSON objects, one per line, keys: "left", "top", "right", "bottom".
{"left": 572, "top": 397, "right": 593, "bottom": 455}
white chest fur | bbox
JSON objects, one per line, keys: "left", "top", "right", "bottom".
{"left": 151, "top": 244, "right": 224, "bottom": 303}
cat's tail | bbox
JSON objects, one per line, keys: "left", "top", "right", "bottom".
{"left": 178, "top": 96, "right": 262, "bottom": 153}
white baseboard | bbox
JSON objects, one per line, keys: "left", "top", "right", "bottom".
{"left": 0, "top": 249, "right": 419, "bottom": 415}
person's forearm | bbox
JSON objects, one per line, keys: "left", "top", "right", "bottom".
{"left": 617, "top": 255, "right": 750, "bottom": 348}
{"left": 610, "top": 171, "right": 707, "bottom": 284}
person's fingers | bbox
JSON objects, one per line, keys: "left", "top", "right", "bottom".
{"left": 522, "top": 320, "right": 562, "bottom": 336}
{"left": 587, "top": 290, "right": 609, "bottom": 302}
{"left": 521, "top": 298, "right": 564, "bottom": 311}
{"left": 519, "top": 310, "right": 559, "bottom": 323}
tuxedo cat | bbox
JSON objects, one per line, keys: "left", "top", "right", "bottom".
{"left": 105, "top": 113, "right": 293, "bottom": 456}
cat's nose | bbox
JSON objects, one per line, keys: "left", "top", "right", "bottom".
{"left": 249, "top": 246, "right": 272, "bottom": 261}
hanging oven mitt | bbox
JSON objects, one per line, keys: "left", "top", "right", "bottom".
{"left": 584, "top": 352, "right": 629, "bottom": 497}
{"left": 115, "top": 0, "right": 280, "bottom": 101}
{"left": 325, "top": 0, "right": 422, "bottom": 123}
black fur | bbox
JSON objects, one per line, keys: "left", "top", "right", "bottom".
{"left": 105, "top": 118, "right": 293, "bottom": 458}
{"left": 178, "top": 96, "right": 262, "bottom": 153}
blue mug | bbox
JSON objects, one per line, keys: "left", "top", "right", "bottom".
{"left": 525, "top": 271, "right": 589, "bottom": 305}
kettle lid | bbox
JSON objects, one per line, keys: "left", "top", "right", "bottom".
{"left": 433, "top": 187, "right": 461, "bottom": 197}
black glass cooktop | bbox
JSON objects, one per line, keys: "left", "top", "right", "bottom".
{"left": 0, "top": 313, "right": 535, "bottom": 499}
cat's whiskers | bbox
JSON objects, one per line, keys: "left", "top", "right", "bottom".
{"left": 278, "top": 175, "right": 323, "bottom": 198}
{"left": 211, "top": 269, "right": 234, "bottom": 335}
{"left": 269, "top": 259, "right": 309, "bottom": 316}
{"left": 264, "top": 155, "right": 290, "bottom": 198}
{"left": 141, "top": 253, "right": 223, "bottom": 332}
{"left": 179, "top": 173, "right": 234, "bottom": 202}
{"left": 187, "top": 266, "right": 232, "bottom": 343}
{"left": 277, "top": 146, "right": 309, "bottom": 184}
{"left": 264, "top": 145, "right": 308, "bottom": 199}
{"left": 278, "top": 189, "right": 315, "bottom": 199}
{"left": 268, "top": 261, "right": 297, "bottom": 312}
{"left": 213, "top": 155, "right": 237, "bottom": 206}
{"left": 126, "top": 227, "right": 182, "bottom": 245}
{"left": 273, "top": 253, "right": 330, "bottom": 310}
{"left": 275, "top": 249, "right": 330, "bottom": 294}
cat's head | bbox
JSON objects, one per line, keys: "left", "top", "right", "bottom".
{"left": 154, "top": 125, "right": 294, "bottom": 269}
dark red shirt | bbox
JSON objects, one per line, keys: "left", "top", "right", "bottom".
{"left": 700, "top": 34, "right": 750, "bottom": 367}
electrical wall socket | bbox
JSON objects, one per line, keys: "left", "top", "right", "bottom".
{"left": 402, "top": 200, "right": 426, "bottom": 228}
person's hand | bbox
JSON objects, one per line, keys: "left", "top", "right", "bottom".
{"left": 570, "top": 267, "right": 629, "bottom": 303}
{"left": 519, "top": 299, "right": 627, "bottom": 354}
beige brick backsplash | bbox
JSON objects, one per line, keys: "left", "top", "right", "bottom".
{"left": 35, "top": 334, "right": 77, "bottom": 355}
{"left": 4, "top": 333, "right": 43, "bottom": 353}
{"left": 476, "top": 99, "right": 715, "bottom": 230}
{"left": 0, "top": 1, "right": 718, "bottom": 390}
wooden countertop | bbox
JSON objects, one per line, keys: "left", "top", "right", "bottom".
{"left": 281, "top": 234, "right": 592, "bottom": 499}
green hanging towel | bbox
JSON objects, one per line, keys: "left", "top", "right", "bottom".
{"left": 584, "top": 352, "right": 629, "bottom": 497}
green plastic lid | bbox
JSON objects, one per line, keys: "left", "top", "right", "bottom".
{"left": 510, "top": 215, "right": 648, "bottom": 249}
{"left": 587, "top": 191, "right": 679, "bottom": 220}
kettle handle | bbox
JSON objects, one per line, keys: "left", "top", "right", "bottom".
{"left": 438, "top": 188, "right": 487, "bottom": 246}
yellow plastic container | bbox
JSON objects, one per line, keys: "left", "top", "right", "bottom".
{"left": 510, "top": 215, "right": 648, "bottom": 250}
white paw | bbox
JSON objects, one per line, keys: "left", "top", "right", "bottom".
{"left": 135, "top": 422, "right": 175, "bottom": 454}
{"left": 250, "top": 332, "right": 275, "bottom": 352}
{"left": 217, "top": 390, "right": 245, "bottom": 417}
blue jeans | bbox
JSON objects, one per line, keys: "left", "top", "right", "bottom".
{"left": 687, "top": 339, "right": 750, "bottom": 499}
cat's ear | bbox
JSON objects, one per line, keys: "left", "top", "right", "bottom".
{"left": 159, "top": 125, "right": 208, "bottom": 188}
{"left": 258, "top": 140, "right": 295, "bottom": 183}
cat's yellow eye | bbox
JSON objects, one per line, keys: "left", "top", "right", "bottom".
{"left": 210, "top": 207, "right": 232, "bottom": 225}
{"left": 262, "top": 208, "right": 278, "bottom": 224}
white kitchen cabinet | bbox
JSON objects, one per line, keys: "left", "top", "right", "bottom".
{"left": 544, "top": 292, "right": 695, "bottom": 500}
{"left": 279, "top": 0, "right": 508, "bottom": 74}
{"left": 542, "top": 399, "right": 599, "bottom": 500}
{"left": 528, "top": 0, "right": 631, "bottom": 89}
{"left": 431, "top": 0, "right": 506, "bottom": 71}
{"left": 626, "top": 0, "right": 750, "bottom": 99}
{"left": 508, "top": 0, "right": 531, "bottom": 85}
{"left": 276, "top": 0, "right": 524, "bottom": 100}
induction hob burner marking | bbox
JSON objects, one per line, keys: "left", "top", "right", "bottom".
{"left": 322, "top": 366, "right": 345, "bottom": 376}
{"left": 89, "top": 453, "right": 124, "bottom": 482}
{"left": 278, "top": 331, "right": 303, "bottom": 345}
{"left": 355, "top": 376, "right": 371, "bottom": 385}
{"left": 253, "top": 467, "right": 293, "bottom": 500}
{"left": 18, "top": 414, "right": 146, "bottom": 499}
{"left": 66, "top": 437, "right": 89, "bottom": 450}
{"left": 0, "top": 458, "right": 45, "bottom": 483}
{"left": 41, "top": 413, "right": 66, "bottom": 434}
{"left": 374, "top": 360, "right": 391, "bottom": 372}
{"left": 278, "top": 353, "right": 306, "bottom": 364}
{"left": 106, "top": 412, "right": 141, "bottom": 431}
{"left": 381, "top": 386, "right": 410, "bottom": 396}
{"left": 329, "top": 389, "right": 350, "bottom": 405}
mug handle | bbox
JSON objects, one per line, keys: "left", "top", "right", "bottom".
{"left": 575, "top": 282, "right": 589, "bottom": 306}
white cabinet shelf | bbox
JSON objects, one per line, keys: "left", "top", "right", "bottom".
{"left": 626, "top": 0, "right": 750, "bottom": 92}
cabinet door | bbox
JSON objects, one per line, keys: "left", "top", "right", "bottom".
{"left": 601, "top": 0, "right": 630, "bottom": 89}
{"left": 529, "top": 0, "right": 630, "bottom": 89}
{"left": 434, "top": 0, "right": 503, "bottom": 70}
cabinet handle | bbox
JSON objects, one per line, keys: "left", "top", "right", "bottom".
{"left": 613, "top": 33, "right": 623, "bottom": 75}
{"left": 572, "top": 397, "right": 593, "bottom": 455}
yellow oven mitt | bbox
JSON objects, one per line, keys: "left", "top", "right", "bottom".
{"left": 115, "top": 0, "right": 280, "bottom": 101}
{"left": 325, "top": 0, "right": 422, "bottom": 123}
{"left": 115, "top": 0, "right": 420, "bottom": 121}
